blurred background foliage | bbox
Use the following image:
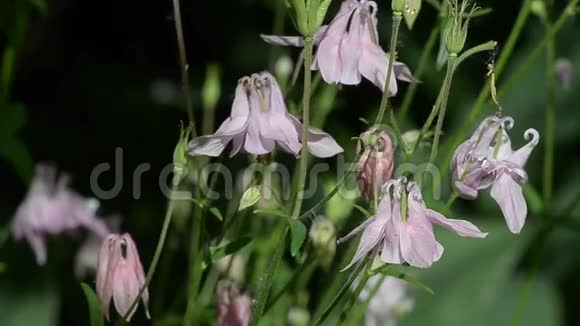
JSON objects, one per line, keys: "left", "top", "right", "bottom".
{"left": 0, "top": 0, "right": 579, "bottom": 325}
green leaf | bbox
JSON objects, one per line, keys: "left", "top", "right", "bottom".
{"left": 403, "top": 0, "right": 422, "bottom": 29}
{"left": 253, "top": 208, "right": 289, "bottom": 219}
{"left": 352, "top": 204, "right": 372, "bottom": 218}
{"left": 0, "top": 137, "right": 33, "bottom": 183}
{"left": 238, "top": 186, "right": 262, "bottom": 211}
{"left": 289, "top": 220, "right": 307, "bottom": 257}
{"left": 0, "top": 102, "right": 27, "bottom": 137}
{"left": 210, "top": 237, "right": 253, "bottom": 262}
{"left": 0, "top": 283, "right": 59, "bottom": 326}
{"left": 523, "top": 184, "right": 543, "bottom": 215}
{"left": 382, "top": 270, "right": 434, "bottom": 295}
{"left": 209, "top": 207, "right": 223, "bottom": 221}
{"left": 80, "top": 283, "right": 103, "bottom": 326}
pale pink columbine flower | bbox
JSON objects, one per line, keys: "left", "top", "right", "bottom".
{"left": 356, "top": 275, "right": 414, "bottom": 326}
{"left": 261, "top": 0, "right": 415, "bottom": 94}
{"left": 75, "top": 217, "right": 121, "bottom": 279}
{"left": 341, "top": 177, "right": 487, "bottom": 269}
{"left": 11, "top": 164, "right": 109, "bottom": 265}
{"left": 216, "top": 280, "right": 251, "bottom": 326}
{"left": 452, "top": 115, "right": 540, "bottom": 233}
{"left": 96, "top": 233, "right": 150, "bottom": 321}
{"left": 189, "top": 71, "right": 343, "bottom": 158}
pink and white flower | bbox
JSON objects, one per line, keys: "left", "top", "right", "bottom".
{"left": 217, "top": 280, "right": 251, "bottom": 326}
{"left": 11, "top": 164, "right": 109, "bottom": 265}
{"left": 261, "top": 0, "right": 415, "bottom": 94}
{"left": 341, "top": 177, "right": 487, "bottom": 269}
{"left": 452, "top": 115, "right": 540, "bottom": 233}
{"left": 189, "top": 72, "right": 343, "bottom": 158}
{"left": 96, "top": 233, "right": 150, "bottom": 321}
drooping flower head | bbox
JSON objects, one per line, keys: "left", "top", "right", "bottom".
{"left": 96, "top": 233, "right": 150, "bottom": 322}
{"left": 341, "top": 177, "right": 486, "bottom": 269}
{"left": 261, "top": 0, "right": 415, "bottom": 94}
{"left": 355, "top": 275, "right": 414, "bottom": 326}
{"left": 356, "top": 129, "right": 395, "bottom": 202}
{"left": 189, "top": 71, "right": 343, "bottom": 158}
{"left": 11, "top": 164, "right": 109, "bottom": 265}
{"left": 452, "top": 115, "right": 540, "bottom": 233}
{"left": 216, "top": 280, "right": 251, "bottom": 326}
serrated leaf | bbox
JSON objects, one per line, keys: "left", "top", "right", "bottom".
{"left": 210, "top": 237, "right": 253, "bottom": 262}
{"left": 403, "top": 0, "right": 422, "bottom": 29}
{"left": 253, "top": 208, "right": 289, "bottom": 219}
{"left": 289, "top": 220, "right": 307, "bottom": 257}
{"left": 80, "top": 283, "right": 104, "bottom": 326}
{"left": 238, "top": 186, "right": 262, "bottom": 211}
{"left": 209, "top": 207, "right": 223, "bottom": 221}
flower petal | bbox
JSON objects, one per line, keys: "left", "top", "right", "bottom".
{"left": 260, "top": 34, "right": 304, "bottom": 47}
{"left": 307, "top": 128, "right": 344, "bottom": 157}
{"left": 313, "top": 6, "right": 351, "bottom": 83}
{"left": 342, "top": 218, "right": 385, "bottom": 271}
{"left": 490, "top": 173, "right": 527, "bottom": 234}
{"left": 508, "top": 128, "right": 540, "bottom": 167}
{"left": 394, "top": 62, "right": 417, "bottom": 83}
{"left": 399, "top": 216, "right": 443, "bottom": 268}
{"left": 425, "top": 209, "right": 487, "bottom": 238}
{"left": 339, "top": 9, "right": 362, "bottom": 85}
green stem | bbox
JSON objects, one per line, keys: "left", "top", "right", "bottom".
{"left": 312, "top": 261, "right": 367, "bottom": 326}
{"left": 183, "top": 210, "right": 204, "bottom": 326}
{"left": 337, "top": 268, "right": 370, "bottom": 325}
{"left": 172, "top": 0, "right": 197, "bottom": 135}
{"left": 453, "top": 41, "right": 498, "bottom": 70}
{"left": 118, "top": 199, "right": 176, "bottom": 325}
{"left": 250, "top": 225, "right": 289, "bottom": 325}
{"left": 543, "top": 30, "right": 556, "bottom": 212}
{"left": 442, "top": 193, "right": 458, "bottom": 215}
{"left": 397, "top": 27, "right": 439, "bottom": 123}
{"left": 290, "top": 36, "right": 314, "bottom": 219}
{"left": 429, "top": 55, "right": 457, "bottom": 163}
{"left": 374, "top": 13, "right": 402, "bottom": 126}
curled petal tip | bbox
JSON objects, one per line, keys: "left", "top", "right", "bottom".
{"left": 500, "top": 116, "right": 515, "bottom": 130}
{"left": 523, "top": 128, "right": 540, "bottom": 145}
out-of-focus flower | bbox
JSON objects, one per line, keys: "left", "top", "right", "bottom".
{"left": 356, "top": 275, "right": 414, "bottom": 326}
{"left": 555, "top": 58, "right": 573, "bottom": 90}
{"left": 309, "top": 216, "right": 337, "bottom": 269}
{"left": 96, "top": 233, "right": 150, "bottom": 321}
{"left": 11, "top": 164, "right": 109, "bottom": 265}
{"left": 452, "top": 115, "right": 540, "bottom": 233}
{"left": 341, "top": 177, "right": 486, "bottom": 269}
{"left": 75, "top": 217, "right": 120, "bottom": 279}
{"left": 356, "top": 130, "right": 395, "bottom": 202}
{"left": 217, "top": 280, "right": 251, "bottom": 326}
{"left": 261, "top": 0, "right": 415, "bottom": 94}
{"left": 189, "top": 71, "right": 343, "bottom": 158}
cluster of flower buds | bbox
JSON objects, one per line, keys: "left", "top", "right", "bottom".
{"left": 342, "top": 177, "right": 486, "bottom": 269}
{"left": 96, "top": 233, "right": 150, "bottom": 322}
{"left": 188, "top": 71, "right": 343, "bottom": 158}
{"left": 261, "top": 0, "right": 415, "bottom": 94}
{"left": 11, "top": 164, "right": 109, "bottom": 265}
{"left": 356, "top": 129, "right": 395, "bottom": 202}
{"left": 452, "top": 115, "right": 539, "bottom": 233}
{"left": 216, "top": 280, "right": 252, "bottom": 326}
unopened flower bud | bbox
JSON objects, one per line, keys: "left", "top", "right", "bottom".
{"left": 444, "top": 0, "right": 476, "bottom": 55}
{"left": 274, "top": 55, "right": 294, "bottom": 87}
{"left": 556, "top": 58, "right": 573, "bottom": 90}
{"left": 217, "top": 280, "right": 251, "bottom": 326}
{"left": 356, "top": 130, "right": 395, "bottom": 202}
{"left": 309, "top": 217, "right": 336, "bottom": 269}
{"left": 173, "top": 123, "right": 193, "bottom": 186}
{"left": 96, "top": 233, "right": 150, "bottom": 322}
{"left": 392, "top": 0, "right": 406, "bottom": 13}
{"left": 202, "top": 63, "right": 221, "bottom": 111}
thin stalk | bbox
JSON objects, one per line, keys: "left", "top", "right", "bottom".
{"left": 442, "top": 192, "right": 459, "bottom": 215}
{"left": 397, "top": 27, "right": 439, "bottom": 122}
{"left": 250, "top": 225, "right": 289, "bottom": 325}
{"left": 337, "top": 269, "right": 370, "bottom": 325}
{"left": 374, "top": 14, "right": 402, "bottom": 126}
{"left": 172, "top": 0, "right": 196, "bottom": 135}
{"left": 312, "top": 261, "right": 367, "bottom": 326}
{"left": 408, "top": 87, "right": 444, "bottom": 158}
{"left": 429, "top": 55, "right": 457, "bottom": 163}
{"left": 543, "top": 31, "right": 556, "bottom": 211}
{"left": 291, "top": 36, "right": 315, "bottom": 219}
{"left": 183, "top": 211, "right": 204, "bottom": 325}
{"left": 118, "top": 200, "right": 176, "bottom": 325}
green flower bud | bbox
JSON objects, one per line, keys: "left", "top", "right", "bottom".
{"left": 201, "top": 63, "right": 221, "bottom": 111}
{"left": 173, "top": 122, "right": 193, "bottom": 186}
{"left": 309, "top": 217, "right": 336, "bottom": 269}
{"left": 444, "top": 0, "right": 477, "bottom": 55}
{"left": 530, "top": 1, "right": 547, "bottom": 21}
{"left": 403, "top": 0, "right": 422, "bottom": 29}
{"left": 392, "top": 0, "right": 406, "bottom": 13}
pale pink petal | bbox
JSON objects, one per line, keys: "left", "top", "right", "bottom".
{"left": 394, "top": 62, "right": 417, "bottom": 83}
{"left": 244, "top": 90, "right": 275, "bottom": 154}
{"left": 123, "top": 234, "right": 150, "bottom": 318}
{"left": 508, "top": 128, "right": 540, "bottom": 167}
{"left": 260, "top": 34, "right": 304, "bottom": 47}
{"left": 399, "top": 217, "right": 443, "bottom": 268}
{"left": 425, "top": 209, "right": 487, "bottom": 238}
{"left": 26, "top": 232, "right": 47, "bottom": 265}
{"left": 306, "top": 128, "right": 344, "bottom": 158}
{"left": 359, "top": 44, "right": 397, "bottom": 95}
{"left": 339, "top": 9, "right": 363, "bottom": 85}
{"left": 313, "top": 6, "right": 351, "bottom": 83}
{"left": 113, "top": 264, "right": 141, "bottom": 321}
{"left": 380, "top": 196, "right": 403, "bottom": 264}
{"left": 342, "top": 218, "right": 385, "bottom": 271}
{"left": 490, "top": 174, "right": 527, "bottom": 234}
